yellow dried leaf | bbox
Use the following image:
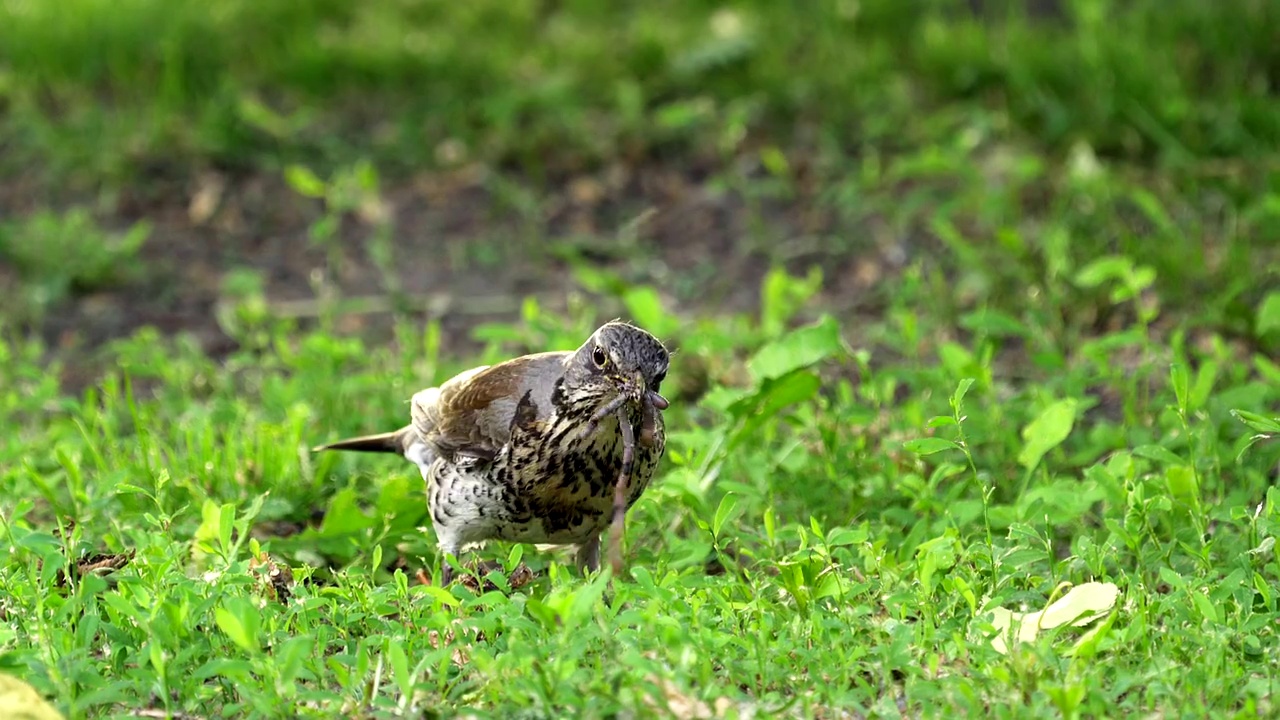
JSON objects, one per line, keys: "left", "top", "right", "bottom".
{"left": 0, "top": 673, "right": 64, "bottom": 720}
{"left": 989, "top": 582, "right": 1120, "bottom": 654}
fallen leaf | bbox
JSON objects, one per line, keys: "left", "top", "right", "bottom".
{"left": 75, "top": 551, "right": 134, "bottom": 576}
{"left": 248, "top": 551, "right": 295, "bottom": 603}
{"left": 426, "top": 627, "right": 471, "bottom": 667}
{"left": 0, "top": 673, "right": 65, "bottom": 720}
{"left": 53, "top": 550, "right": 136, "bottom": 587}
{"left": 988, "top": 581, "right": 1120, "bottom": 654}
{"left": 188, "top": 172, "right": 226, "bottom": 225}
{"left": 455, "top": 561, "right": 535, "bottom": 593}
{"left": 643, "top": 676, "right": 716, "bottom": 720}
{"left": 568, "top": 176, "right": 605, "bottom": 206}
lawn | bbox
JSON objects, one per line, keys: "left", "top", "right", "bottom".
{"left": 2, "top": 0, "right": 1280, "bottom": 717}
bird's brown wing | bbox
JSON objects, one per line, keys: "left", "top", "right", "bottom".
{"left": 411, "top": 351, "right": 570, "bottom": 461}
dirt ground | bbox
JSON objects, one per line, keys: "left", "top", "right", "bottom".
{"left": 2, "top": 160, "right": 899, "bottom": 387}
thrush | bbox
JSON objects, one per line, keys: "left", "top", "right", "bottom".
{"left": 314, "top": 321, "right": 671, "bottom": 584}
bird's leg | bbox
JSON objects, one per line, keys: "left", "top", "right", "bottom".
{"left": 608, "top": 408, "right": 636, "bottom": 577}
{"left": 439, "top": 550, "right": 458, "bottom": 586}
{"left": 435, "top": 533, "right": 462, "bottom": 586}
{"left": 575, "top": 534, "right": 601, "bottom": 575}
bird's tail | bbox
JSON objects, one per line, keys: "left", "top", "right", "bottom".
{"left": 312, "top": 429, "right": 409, "bottom": 455}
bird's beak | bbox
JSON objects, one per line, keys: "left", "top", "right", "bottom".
{"left": 614, "top": 370, "right": 669, "bottom": 411}
{"left": 633, "top": 370, "right": 670, "bottom": 410}
{"left": 623, "top": 370, "right": 647, "bottom": 402}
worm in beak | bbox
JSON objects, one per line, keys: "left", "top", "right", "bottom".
{"left": 639, "top": 390, "right": 668, "bottom": 447}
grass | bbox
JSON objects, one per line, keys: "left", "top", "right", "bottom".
{"left": 2, "top": 0, "right": 1278, "bottom": 185}
{"left": 2, "top": 0, "right": 1280, "bottom": 717}
{"left": 2, "top": 264, "right": 1279, "bottom": 717}
{"left": 0, "top": 209, "right": 150, "bottom": 327}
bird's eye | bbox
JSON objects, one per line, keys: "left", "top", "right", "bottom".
{"left": 591, "top": 346, "right": 608, "bottom": 368}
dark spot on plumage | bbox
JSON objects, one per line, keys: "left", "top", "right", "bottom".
{"left": 550, "top": 421, "right": 577, "bottom": 448}
{"left": 551, "top": 377, "right": 568, "bottom": 410}
{"left": 512, "top": 390, "right": 539, "bottom": 433}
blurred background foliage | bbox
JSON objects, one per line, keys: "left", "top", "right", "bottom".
{"left": 1, "top": 0, "right": 1277, "bottom": 180}
{"left": 1, "top": 0, "right": 1277, "bottom": 366}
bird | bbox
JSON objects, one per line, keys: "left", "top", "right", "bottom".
{"left": 313, "top": 321, "right": 671, "bottom": 585}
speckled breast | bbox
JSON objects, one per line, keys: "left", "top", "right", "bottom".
{"left": 496, "top": 405, "right": 665, "bottom": 544}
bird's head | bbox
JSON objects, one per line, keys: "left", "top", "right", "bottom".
{"left": 564, "top": 321, "right": 670, "bottom": 413}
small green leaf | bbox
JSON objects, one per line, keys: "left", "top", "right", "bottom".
{"left": 218, "top": 503, "right": 235, "bottom": 554}
{"left": 1165, "top": 465, "right": 1198, "bottom": 503}
{"left": 1133, "top": 444, "right": 1187, "bottom": 467}
{"left": 1191, "top": 589, "right": 1220, "bottom": 625}
{"left": 959, "top": 309, "right": 1028, "bottom": 338}
{"left": 726, "top": 369, "right": 821, "bottom": 448}
{"left": 1065, "top": 603, "right": 1119, "bottom": 659}
{"left": 760, "top": 146, "right": 790, "bottom": 177}
{"left": 275, "top": 636, "right": 313, "bottom": 687}
{"left": 904, "top": 437, "right": 960, "bottom": 455}
{"left": 386, "top": 638, "right": 412, "bottom": 701}
{"left": 524, "top": 597, "right": 557, "bottom": 630}
{"left": 419, "top": 585, "right": 460, "bottom": 609}
{"left": 1158, "top": 566, "right": 1186, "bottom": 591}
{"left": 1127, "top": 265, "right": 1156, "bottom": 293}
{"left": 353, "top": 159, "right": 379, "bottom": 192}
{"left": 193, "top": 498, "right": 222, "bottom": 554}
{"left": 1231, "top": 409, "right": 1280, "bottom": 434}
{"left": 1170, "top": 363, "right": 1190, "bottom": 414}
{"left": 506, "top": 543, "right": 525, "bottom": 573}
{"left": 568, "top": 573, "right": 610, "bottom": 623}
{"left": 927, "top": 415, "right": 958, "bottom": 428}
{"left": 1074, "top": 256, "right": 1132, "bottom": 288}
{"left": 1128, "top": 188, "right": 1175, "bottom": 235}
{"left": 747, "top": 315, "right": 847, "bottom": 381}
{"left": 319, "top": 487, "right": 374, "bottom": 536}
{"left": 809, "top": 516, "right": 824, "bottom": 538}
{"left": 712, "top": 493, "right": 740, "bottom": 537}
{"left": 1247, "top": 536, "right": 1275, "bottom": 556}
{"left": 308, "top": 214, "right": 339, "bottom": 243}
{"left": 1255, "top": 355, "right": 1280, "bottom": 385}
{"left": 148, "top": 640, "right": 166, "bottom": 673}
{"left": 951, "top": 378, "right": 975, "bottom": 412}
{"left": 285, "top": 165, "right": 327, "bottom": 198}
{"left": 825, "top": 526, "right": 868, "bottom": 547}
{"left": 1190, "top": 359, "right": 1219, "bottom": 412}
{"left": 215, "top": 604, "right": 259, "bottom": 653}
{"left": 915, "top": 534, "right": 958, "bottom": 596}
{"left": 1256, "top": 291, "right": 1280, "bottom": 336}
{"left": 377, "top": 475, "right": 427, "bottom": 532}
{"left": 951, "top": 575, "right": 978, "bottom": 614}
{"left": 1018, "top": 399, "right": 1079, "bottom": 469}
{"left": 194, "top": 658, "right": 256, "bottom": 682}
